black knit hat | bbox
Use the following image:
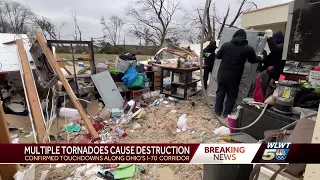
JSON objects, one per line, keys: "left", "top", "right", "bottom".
{"left": 233, "top": 29, "right": 247, "bottom": 39}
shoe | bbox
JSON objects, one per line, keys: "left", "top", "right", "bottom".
{"left": 222, "top": 114, "right": 228, "bottom": 119}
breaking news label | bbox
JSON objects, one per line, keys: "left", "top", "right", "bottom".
{"left": 0, "top": 143, "right": 318, "bottom": 164}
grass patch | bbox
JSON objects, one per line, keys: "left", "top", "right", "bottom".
{"left": 57, "top": 53, "right": 151, "bottom": 62}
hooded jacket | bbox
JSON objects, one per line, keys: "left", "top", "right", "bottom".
{"left": 260, "top": 31, "right": 285, "bottom": 80}
{"left": 216, "top": 29, "right": 261, "bottom": 83}
{"left": 203, "top": 41, "right": 217, "bottom": 70}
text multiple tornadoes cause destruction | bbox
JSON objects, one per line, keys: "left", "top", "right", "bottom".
{"left": 0, "top": 143, "right": 319, "bottom": 164}
{"left": 23, "top": 145, "right": 191, "bottom": 163}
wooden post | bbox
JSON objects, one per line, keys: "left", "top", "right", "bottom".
{"left": 304, "top": 106, "right": 320, "bottom": 180}
{"left": 34, "top": 32, "right": 99, "bottom": 139}
{"left": 16, "top": 39, "right": 47, "bottom": 143}
{"left": 0, "top": 97, "right": 19, "bottom": 180}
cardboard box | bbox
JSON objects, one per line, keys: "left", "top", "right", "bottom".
{"left": 115, "top": 57, "right": 131, "bottom": 73}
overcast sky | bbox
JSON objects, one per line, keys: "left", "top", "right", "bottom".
{"left": 16, "top": 0, "right": 292, "bottom": 44}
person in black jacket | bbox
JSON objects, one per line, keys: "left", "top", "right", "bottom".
{"left": 215, "top": 29, "right": 263, "bottom": 118}
{"left": 203, "top": 41, "right": 217, "bottom": 90}
{"left": 259, "top": 30, "right": 285, "bottom": 80}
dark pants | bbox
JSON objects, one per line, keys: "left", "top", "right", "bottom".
{"left": 203, "top": 67, "right": 212, "bottom": 90}
{"left": 215, "top": 78, "right": 240, "bottom": 116}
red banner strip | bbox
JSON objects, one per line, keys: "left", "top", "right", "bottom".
{"left": 0, "top": 144, "right": 200, "bottom": 164}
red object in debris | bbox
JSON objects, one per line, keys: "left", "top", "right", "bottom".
{"left": 130, "top": 91, "right": 142, "bottom": 98}
{"left": 313, "top": 66, "right": 320, "bottom": 71}
{"left": 253, "top": 73, "right": 264, "bottom": 103}
{"left": 116, "top": 127, "right": 127, "bottom": 137}
{"left": 86, "top": 122, "right": 106, "bottom": 140}
{"left": 279, "top": 75, "right": 286, "bottom": 80}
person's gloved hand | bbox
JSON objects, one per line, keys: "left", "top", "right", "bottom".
{"left": 265, "top": 29, "right": 273, "bottom": 38}
{"left": 257, "top": 54, "right": 264, "bottom": 61}
{"left": 262, "top": 50, "right": 268, "bottom": 59}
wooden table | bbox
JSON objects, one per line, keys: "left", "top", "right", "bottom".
{"left": 159, "top": 65, "right": 201, "bottom": 100}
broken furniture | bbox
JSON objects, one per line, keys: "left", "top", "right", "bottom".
{"left": 91, "top": 71, "right": 124, "bottom": 109}
{"left": 30, "top": 39, "right": 58, "bottom": 89}
{"left": 34, "top": 32, "right": 99, "bottom": 139}
{"left": 153, "top": 71, "right": 161, "bottom": 89}
{"left": 0, "top": 33, "right": 48, "bottom": 143}
{"left": 148, "top": 65, "right": 161, "bottom": 90}
{"left": 237, "top": 104, "right": 298, "bottom": 140}
{"left": 159, "top": 65, "right": 201, "bottom": 100}
{"left": 46, "top": 40, "right": 96, "bottom": 96}
{"left": 0, "top": 34, "right": 36, "bottom": 72}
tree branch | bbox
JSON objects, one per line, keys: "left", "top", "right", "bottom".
{"left": 218, "top": 5, "right": 230, "bottom": 39}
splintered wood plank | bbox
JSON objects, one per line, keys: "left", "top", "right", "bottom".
{"left": 16, "top": 39, "right": 47, "bottom": 143}
{"left": 34, "top": 32, "right": 99, "bottom": 139}
{"left": 0, "top": 97, "right": 20, "bottom": 179}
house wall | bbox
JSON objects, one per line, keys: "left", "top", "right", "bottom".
{"left": 241, "top": 3, "right": 290, "bottom": 32}
{"left": 246, "top": 22, "right": 287, "bottom": 34}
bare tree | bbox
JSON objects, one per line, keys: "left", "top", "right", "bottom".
{"left": 0, "top": 0, "right": 9, "bottom": 33}
{"left": 186, "top": 0, "right": 258, "bottom": 42}
{"left": 1, "top": 0, "right": 34, "bottom": 34}
{"left": 100, "top": 15, "right": 125, "bottom": 45}
{"left": 70, "top": 10, "right": 82, "bottom": 41}
{"left": 184, "top": 0, "right": 217, "bottom": 43}
{"left": 131, "top": 27, "right": 154, "bottom": 46}
{"left": 125, "top": 0, "right": 181, "bottom": 46}
{"left": 229, "top": 0, "right": 257, "bottom": 27}
{"left": 217, "top": 5, "right": 230, "bottom": 39}
{"left": 216, "top": 0, "right": 258, "bottom": 38}
{"left": 34, "top": 16, "right": 66, "bottom": 41}
{"left": 58, "top": 22, "right": 66, "bottom": 39}
{"left": 34, "top": 16, "right": 57, "bottom": 39}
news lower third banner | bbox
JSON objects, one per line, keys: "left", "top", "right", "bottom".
{"left": 0, "top": 143, "right": 318, "bottom": 164}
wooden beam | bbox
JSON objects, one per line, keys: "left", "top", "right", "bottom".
{"left": 16, "top": 39, "right": 47, "bottom": 143}
{"left": 34, "top": 32, "right": 99, "bottom": 139}
{"left": 0, "top": 97, "right": 19, "bottom": 180}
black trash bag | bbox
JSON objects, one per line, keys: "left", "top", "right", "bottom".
{"left": 294, "top": 87, "right": 320, "bottom": 108}
{"left": 119, "top": 54, "right": 136, "bottom": 61}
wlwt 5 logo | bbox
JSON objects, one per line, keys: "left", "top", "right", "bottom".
{"left": 261, "top": 142, "right": 291, "bottom": 162}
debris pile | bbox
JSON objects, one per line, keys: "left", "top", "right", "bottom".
{"left": 0, "top": 32, "right": 220, "bottom": 180}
